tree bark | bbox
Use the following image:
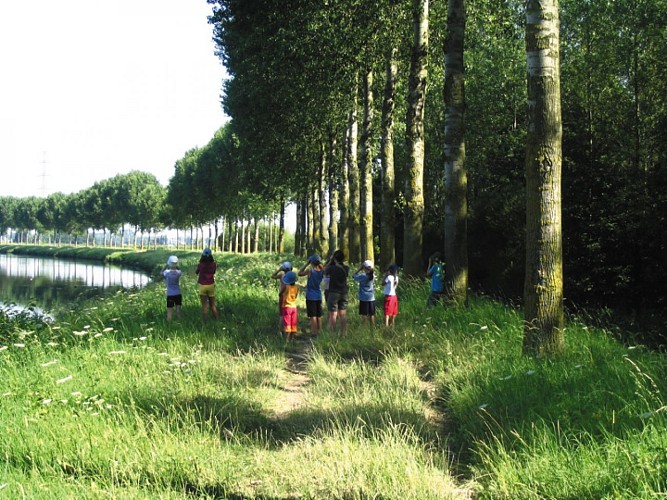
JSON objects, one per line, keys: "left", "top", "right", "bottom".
{"left": 403, "top": 0, "right": 429, "bottom": 276}
{"left": 339, "top": 129, "right": 350, "bottom": 258}
{"left": 278, "top": 195, "right": 285, "bottom": 253}
{"left": 360, "top": 67, "right": 375, "bottom": 262}
{"left": 444, "top": 0, "right": 468, "bottom": 305}
{"left": 380, "top": 48, "right": 398, "bottom": 271}
{"left": 328, "top": 134, "right": 339, "bottom": 254}
{"left": 523, "top": 0, "right": 564, "bottom": 355}
{"left": 318, "top": 143, "right": 328, "bottom": 257}
{"left": 347, "top": 87, "right": 361, "bottom": 264}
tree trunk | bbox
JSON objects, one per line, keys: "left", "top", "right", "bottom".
{"left": 523, "top": 0, "right": 564, "bottom": 355}
{"left": 308, "top": 190, "right": 316, "bottom": 254}
{"left": 295, "top": 202, "right": 303, "bottom": 256}
{"left": 347, "top": 88, "right": 361, "bottom": 264}
{"left": 328, "top": 134, "right": 339, "bottom": 254}
{"left": 227, "top": 219, "right": 234, "bottom": 253}
{"left": 246, "top": 217, "right": 252, "bottom": 254}
{"left": 278, "top": 195, "right": 285, "bottom": 253}
{"left": 318, "top": 143, "right": 328, "bottom": 256}
{"left": 269, "top": 214, "right": 274, "bottom": 253}
{"left": 380, "top": 48, "right": 398, "bottom": 271}
{"left": 360, "top": 67, "right": 375, "bottom": 262}
{"left": 253, "top": 218, "right": 259, "bottom": 253}
{"left": 444, "top": 0, "right": 468, "bottom": 305}
{"left": 339, "top": 129, "right": 350, "bottom": 258}
{"left": 403, "top": 0, "right": 429, "bottom": 277}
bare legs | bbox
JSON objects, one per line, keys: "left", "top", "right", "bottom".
{"left": 328, "top": 310, "right": 347, "bottom": 336}
{"left": 200, "top": 295, "right": 219, "bottom": 321}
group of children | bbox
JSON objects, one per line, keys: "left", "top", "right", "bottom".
{"left": 271, "top": 249, "right": 400, "bottom": 340}
{"left": 160, "top": 248, "right": 402, "bottom": 339}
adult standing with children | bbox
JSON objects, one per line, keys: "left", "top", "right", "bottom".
{"left": 324, "top": 249, "right": 349, "bottom": 336}
{"left": 196, "top": 248, "right": 219, "bottom": 321}
{"left": 298, "top": 254, "right": 324, "bottom": 337}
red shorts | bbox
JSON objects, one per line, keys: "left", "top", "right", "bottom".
{"left": 281, "top": 307, "right": 298, "bottom": 333}
{"left": 384, "top": 295, "right": 398, "bottom": 316}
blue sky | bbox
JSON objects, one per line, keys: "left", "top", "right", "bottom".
{"left": 0, "top": 0, "right": 228, "bottom": 198}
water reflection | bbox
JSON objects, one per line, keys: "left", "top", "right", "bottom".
{"left": 0, "top": 253, "right": 150, "bottom": 313}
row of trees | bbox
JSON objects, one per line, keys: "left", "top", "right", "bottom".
{"left": 205, "top": 0, "right": 666, "bottom": 351}
{"left": 0, "top": 137, "right": 289, "bottom": 253}
{"left": 0, "top": 172, "right": 165, "bottom": 247}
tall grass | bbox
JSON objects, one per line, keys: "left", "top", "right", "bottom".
{"left": 1, "top": 245, "right": 666, "bottom": 497}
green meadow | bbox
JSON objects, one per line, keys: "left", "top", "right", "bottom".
{"left": 1, "top": 246, "right": 666, "bottom": 498}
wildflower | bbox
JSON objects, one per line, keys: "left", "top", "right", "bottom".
{"left": 41, "top": 360, "right": 59, "bottom": 367}
{"left": 42, "top": 399, "right": 52, "bottom": 405}
{"left": 72, "top": 331, "right": 87, "bottom": 336}
{"left": 108, "top": 351, "right": 126, "bottom": 355}
{"left": 526, "top": 370, "right": 535, "bottom": 376}
{"left": 13, "top": 343, "right": 25, "bottom": 348}
{"left": 71, "top": 391, "right": 82, "bottom": 396}
{"left": 57, "top": 375, "right": 73, "bottom": 384}
{"left": 103, "top": 327, "right": 114, "bottom": 332}
{"left": 0, "top": 346, "right": 7, "bottom": 352}
{"left": 479, "top": 403, "right": 489, "bottom": 409}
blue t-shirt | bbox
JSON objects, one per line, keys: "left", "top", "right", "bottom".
{"left": 306, "top": 269, "right": 324, "bottom": 301}
{"left": 163, "top": 269, "right": 182, "bottom": 296}
{"left": 428, "top": 263, "right": 445, "bottom": 293}
{"left": 353, "top": 272, "right": 375, "bottom": 302}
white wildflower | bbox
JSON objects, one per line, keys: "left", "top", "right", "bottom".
{"left": 57, "top": 375, "right": 73, "bottom": 384}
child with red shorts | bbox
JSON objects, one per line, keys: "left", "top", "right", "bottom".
{"left": 382, "top": 264, "right": 399, "bottom": 328}
{"left": 279, "top": 271, "right": 299, "bottom": 341}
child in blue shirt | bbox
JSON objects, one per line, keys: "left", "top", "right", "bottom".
{"left": 298, "top": 254, "right": 324, "bottom": 336}
{"left": 426, "top": 252, "right": 446, "bottom": 308}
{"left": 353, "top": 259, "right": 376, "bottom": 327}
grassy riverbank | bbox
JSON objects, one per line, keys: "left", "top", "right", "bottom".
{"left": 1, "top": 246, "right": 666, "bottom": 497}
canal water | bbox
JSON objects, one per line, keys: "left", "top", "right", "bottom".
{"left": 0, "top": 253, "right": 150, "bottom": 316}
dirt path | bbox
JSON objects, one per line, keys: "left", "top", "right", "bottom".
{"left": 270, "top": 336, "right": 313, "bottom": 419}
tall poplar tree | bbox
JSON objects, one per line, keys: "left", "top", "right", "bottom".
{"left": 360, "top": 68, "right": 375, "bottom": 262}
{"left": 403, "top": 0, "right": 429, "bottom": 276}
{"left": 443, "top": 0, "right": 468, "bottom": 304}
{"left": 380, "top": 48, "right": 399, "bottom": 270}
{"left": 523, "top": 0, "right": 564, "bottom": 355}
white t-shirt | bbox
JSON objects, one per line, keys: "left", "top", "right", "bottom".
{"left": 382, "top": 275, "right": 398, "bottom": 296}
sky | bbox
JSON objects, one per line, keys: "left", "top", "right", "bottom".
{"left": 0, "top": 0, "right": 229, "bottom": 199}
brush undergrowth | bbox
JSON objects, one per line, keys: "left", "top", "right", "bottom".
{"left": 1, "top": 246, "right": 666, "bottom": 498}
